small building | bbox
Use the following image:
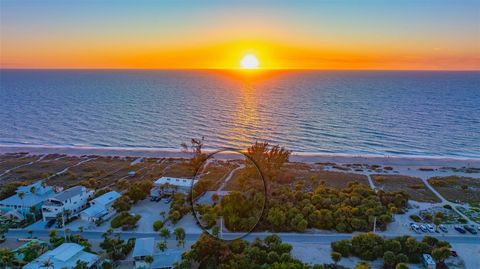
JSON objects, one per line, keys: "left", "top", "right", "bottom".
{"left": 133, "top": 238, "right": 155, "bottom": 269}
{"left": 0, "top": 181, "right": 54, "bottom": 215}
{"left": 151, "top": 250, "right": 183, "bottom": 269}
{"left": 23, "top": 243, "right": 101, "bottom": 269}
{"left": 422, "top": 253, "right": 436, "bottom": 269}
{"left": 80, "top": 191, "right": 121, "bottom": 223}
{"left": 150, "top": 177, "right": 197, "bottom": 198}
{"left": 42, "top": 186, "right": 94, "bottom": 221}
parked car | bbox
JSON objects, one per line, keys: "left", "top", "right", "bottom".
{"left": 454, "top": 225, "right": 466, "bottom": 234}
{"left": 419, "top": 225, "right": 428, "bottom": 233}
{"left": 451, "top": 250, "right": 458, "bottom": 257}
{"left": 463, "top": 225, "right": 478, "bottom": 234}
{"left": 439, "top": 224, "right": 448, "bottom": 233}
{"left": 426, "top": 224, "right": 435, "bottom": 233}
{"left": 45, "top": 219, "right": 55, "bottom": 228}
{"left": 410, "top": 223, "right": 421, "bottom": 233}
{"left": 164, "top": 198, "right": 172, "bottom": 204}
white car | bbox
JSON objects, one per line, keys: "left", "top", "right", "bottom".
{"left": 426, "top": 224, "right": 435, "bottom": 233}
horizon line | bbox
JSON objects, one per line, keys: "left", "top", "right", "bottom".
{"left": 1, "top": 67, "right": 479, "bottom": 72}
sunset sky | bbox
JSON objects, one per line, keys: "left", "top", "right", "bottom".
{"left": 1, "top": 0, "right": 479, "bottom": 70}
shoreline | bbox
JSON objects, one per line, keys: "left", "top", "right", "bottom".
{"left": 1, "top": 144, "right": 480, "bottom": 167}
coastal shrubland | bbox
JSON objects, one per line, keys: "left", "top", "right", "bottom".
{"left": 110, "top": 212, "right": 141, "bottom": 230}
{"left": 331, "top": 233, "right": 451, "bottom": 268}
{"left": 175, "top": 233, "right": 323, "bottom": 269}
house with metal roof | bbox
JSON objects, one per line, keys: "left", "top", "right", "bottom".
{"left": 41, "top": 185, "right": 94, "bottom": 221}
{"left": 150, "top": 177, "right": 197, "bottom": 198}
{"left": 133, "top": 238, "right": 155, "bottom": 268}
{"left": 80, "top": 191, "right": 121, "bottom": 223}
{"left": 23, "top": 243, "right": 101, "bottom": 269}
{"left": 0, "top": 181, "right": 54, "bottom": 215}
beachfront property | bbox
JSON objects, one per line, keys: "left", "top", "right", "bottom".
{"left": 80, "top": 191, "right": 121, "bottom": 223}
{"left": 23, "top": 242, "right": 101, "bottom": 269}
{"left": 133, "top": 237, "right": 182, "bottom": 269}
{"left": 133, "top": 237, "right": 155, "bottom": 268}
{"left": 42, "top": 185, "right": 94, "bottom": 221}
{"left": 150, "top": 177, "right": 197, "bottom": 198}
{"left": 0, "top": 181, "right": 54, "bottom": 216}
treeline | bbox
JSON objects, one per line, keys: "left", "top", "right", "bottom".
{"left": 175, "top": 233, "right": 324, "bottom": 269}
{"left": 332, "top": 233, "right": 451, "bottom": 268}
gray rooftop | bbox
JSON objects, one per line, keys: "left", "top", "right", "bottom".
{"left": 52, "top": 186, "right": 85, "bottom": 201}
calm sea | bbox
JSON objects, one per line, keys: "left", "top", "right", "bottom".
{"left": 1, "top": 70, "right": 479, "bottom": 158}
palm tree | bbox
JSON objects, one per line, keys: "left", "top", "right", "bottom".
{"left": 144, "top": 255, "right": 154, "bottom": 267}
{"left": 41, "top": 258, "right": 54, "bottom": 269}
{"left": 0, "top": 248, "right": 14, "bottom": 268}
{"left": 18, "top": 192, "right": 25, "bottom": 219}
{"left": 174, "top": 227, "right": 186, "bottom": 248}
{"left": 157, "top": 241, "right": 167, "bottom": 252}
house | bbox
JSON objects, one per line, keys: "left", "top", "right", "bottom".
{"left": 132, "top": 238, "right": 182, "bottom": 269}
{"left": 133, "top": 238, "right": 155, "bottom": 269}
{"left": 23, "top": 243, "right": 101, "bottom": 269}
{"left": 150, "top": 250, "right": 182, "bottom": 269}
{"left": 0, "top": 181, "right": 54, "bottom": 215}
{"left": 422, "top": 254, "right": 436, "bottom": 269}
{"left": 150, "top": 177, "right": 197, "bottom": 198}
{"left": 42, "top": 186, "right": 93, "bottom": 221}
{"left": 80, "top": 191, "right": 121, "bottom": 223}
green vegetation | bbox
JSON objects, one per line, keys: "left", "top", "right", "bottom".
{"left": 48, "top": 229, "right": 92, "bottom": 251}
{"left": 153, "top": 220, "right": 164, "bottom": 231}
{"left": 110, "top": 212, "right": 141, "bottom": 230}
{"left": 100, "top": 229, "right": 134, "bottom": 261}
{"left": 175, "top": 233, "right": 323, "bottom": 269}
{"left": 331, "top": 233, "right": 451, "bottom": 268}
{"left": 169, "top": 193, "right": 191, "bottom": 224}
{"left": 428, "top": 176, "right": 480, "bottom": 204}
{"left": 456, "top": 206, "right": 480, "bottom": 223}
{"left": 261, "top": 182, "right": 407, "bottom": 232}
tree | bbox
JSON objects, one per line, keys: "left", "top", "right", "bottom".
{"left": 144, "top": 255, "right": 154, "bottom": 265}
{"left": 395, "top": 263, "right": 409, "bottom": 269}
{"left": 73, "top": 260, "right": 89, "bottom": 269}
{"left": 153, "top": 220, "right": 164, "bottom": 231}
{"left": 0, "top": 248, "right": 14, "bottom": 268}
{"left": 18, "top": 191, "right": 25, "bottom": 218}
{"left": 331, "top": 251, "right": 342, "bottom": 265}
{"left": 181, "top": 137, "right": 207, "bottom": 168}
{"left": 383, "top": 251, "right": 396, "bottom": 268}
{"left": 41, "top": 258, "right": 54, "bottom": 269}
{"left": 160, "top": 227, "right": 171, "bottom": 240}
{"left": 431, "top": 247, "right": 451, "bottom": 264}
{"left": 433, "top": 218, "right": 442, "bottom": 232}
{"left": 157, "top": 241, "right": 167, "bottom": 252}
{"left": 245, "top": 142, "right": 291, "bottom": 180}
{"left": 355, "top": 261, "right": 371, "bottom": 269}
{"left": 174, "top": 227, "right": 186, "bottom": 248}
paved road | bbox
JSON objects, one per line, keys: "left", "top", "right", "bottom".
{"left": 7, "top": 229, "right": 479, "bottom": 245}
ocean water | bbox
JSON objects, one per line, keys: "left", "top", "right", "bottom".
{"left": 1, "top": 70, "right": 479, "bottom": 158}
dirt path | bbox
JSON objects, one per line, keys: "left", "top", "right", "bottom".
{"left": 217, "top": 164, "right": 245, "bottom": 192}
{"left": 0, "top": 154, "right": 47, "bottom": 177}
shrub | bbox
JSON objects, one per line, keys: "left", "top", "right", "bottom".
{"left": 409, "top": 214, "right": 421, "bottom": 222}
{"left": 153, "top": 220, "right": 164, "bottom": 231}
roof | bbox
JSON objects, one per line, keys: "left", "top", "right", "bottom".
{"left": 92, "top": 191, "right": 120, "bottom": 206}
{"left": 23, "top": 243, "right": 100, "bottom": 269}
{"left": 151, "top": 250, "right": 183, "bottom": 268}
{"left": 153, "top": 177, "right": 197, "bottom": 188}
{"left": 52, "top": 186, "right": 85, "bottom": 201}
{"left": 0, "top": 184, "right": 54, "bottom": 207}
{"left": 81, "top": 205, "right": 106, "bottom": 218}
{"left": 133, "top": 238, "right": 154, "bottom": 258}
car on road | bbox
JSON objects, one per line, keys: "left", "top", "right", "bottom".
{"left": 454, "top": 225, "right": 466, "bottom": 234}
{"left": 463, "top": 225, "right": 478, "bottom": 235}
{"left": 439, "top": 224, "right": 448, "bottom": 233}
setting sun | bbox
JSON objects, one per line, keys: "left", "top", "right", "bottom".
{"left": 240, "top": 54, "right": 260, "bottom": 69}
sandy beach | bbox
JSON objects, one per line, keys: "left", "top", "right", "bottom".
{"left": 2, "top": 144, "right": 480, "bottom": 167}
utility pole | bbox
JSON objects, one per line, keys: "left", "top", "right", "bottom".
{"left": 62, "top": 210, "right": 67, "bottom": 241}
{"left": 373, "top": 217, "right": 377, "bottom": 233}
{"left": 220, "top": 218, "right": 223, "bottom": 239}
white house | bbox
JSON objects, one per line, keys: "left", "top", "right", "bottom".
{"left": 133, "top": 237, "right": 155, "bottom": 269}
{"left": 150, "top": 177, "right": 197, "bottom": 198}
{"left": 80, "top": 191, "right": 121, "bottom": 223}
{"left": 0, "top": 181, "right": 54, "bottom": 215}
{"left": 23, "top": 243, "right": 101, "bottom": 269}
{"left": 132, "top": 238, "right": 182, "bottom": 269}
{"left": 42, "top": 186, "right": 93, "bottom": 221}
